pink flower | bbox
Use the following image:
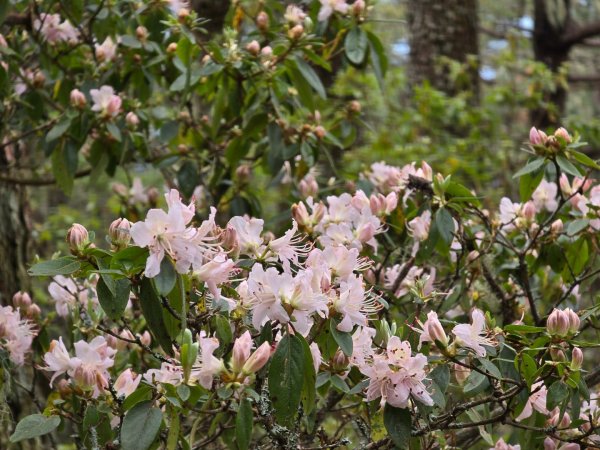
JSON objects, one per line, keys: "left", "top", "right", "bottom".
{"left": 190, "top": 331, "right": 224, "bottom": 389}
{"left": 490, "top": 438, "right": 521, "bottom": 450}
{"left": 452, "top": 308, "right": 495, "bottom": 357}
{"left": 515, "top": 380, "right": 550, "bottom": 421}
{"left": 544, "top": 438, "right": 580, "bottom": 450}
{"left": 333, "top": 274, "right": 380, "bottom": 332}
{"left": 529, "top": 127, "right": 548, "bottom": 146}
{"left": 90, "top": 85, "right": 121, "bottom": 118}
{"left": 34, "top": 13, "right": 79, "bottom": 45}
{"left": 113, "top": 368, "right": 141, "bottom": 398}
{"left": 227, "top": 216, "right": 265, "bottom": 257}
{"left": 415, "top": 311, "right": 448, "bottom": 349}
{"left": 42, "top": 337, "right": 73, "bottom": 384}
{"left": 0, "top": 305, "right": 37, "bottom": 366}
{"left": 268, "top": 221, "right": 310, "bottom": 272}
{"left": 407, "top": 211, "right": 431, "bottom": 241}
{"left": 242, "top": 341, "right": 271, "bottom": 374}
{"left": 532, "top": 180, "right": 558, "bottom": 212}
{"left": 95, "top": 36, "right": 118, "bottom": 62}
{"left": 192, "top": 253, "right": 236, "bottom": 302}
{"left": 284, "top": 5, "right": 307, "bottom": 24}
{"left": 231, "top": 331, "right": 253, "bottom": 373}
{"left": 318, "top": 0, "right": 349, "bottom": 21}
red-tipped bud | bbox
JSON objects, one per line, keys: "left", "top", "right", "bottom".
{"left": 529, "top": 127, "right": 548, "bottom": 146}
{"left": 67, "top": 223, "right": 90, "bottom": 254}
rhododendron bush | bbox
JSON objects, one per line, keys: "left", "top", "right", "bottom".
{"left": 1, "top": 124, "right": 599, "bottom": 449}
{"left": 3, "top": 1, "right": 600, "bottom": 450}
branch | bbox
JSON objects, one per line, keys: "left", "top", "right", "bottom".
{"left": 0, "top": 168, "right": 92, "bottom": 186}
{"left": 563, "top": 20, "right": 600, "bottom": 46}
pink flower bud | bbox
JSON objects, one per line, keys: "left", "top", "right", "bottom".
{"left": 529, "top": 127, "right": 548, "bottom": 146}
{"left": 261, "top": 46, "right": 273, "bottom": 57}
{"left": 299, "top": 174, "right": 318, "bottom": 198}
{"left": 554, "top": 127, "right": 572, "bottom": 143}
{"left": 114, "top": 368, "right": 141, "bottom": 398}
{"left": 136, "top": 26, "right": 148, "bottom": 42}
{"left": 232, "top": 331, "right": 253, "bottom": 373}
{"left": 292, "top": 203, "right": 310, "bottom": 227}
{"left": 242, "top": 341, "right": 271, "bottom": 374}
{"left": 13, "top": 291, "right": 32, "bottom": 308}
{"left": 245, "top": 40, "right": 260, "bottom": 56}
{"left": 550, "top": 219, "right": 563, "bottom": 234}
{"left": 109, "top": 218, "right": 131, "bottom": 248}
{"left": 547, "top": 309, "right": 570, "bottom": 337}
{"left": 571, "top": 347, "right": 583, "bottom": 370}
{"left": 549, "top": 347, "right": 566, "bottom": 362}
{"left": 167, "top": 42, "right": 178, "bottom": 53}
{"left": 27, "top": 304, "right": 41, "bottom": 318}
{"left": 565, "top": 308, "right": 580, "bottom": 334}
{"left": 256, "top": 11, "right": 269, "bottom": 31}
{"left": 426, "top": 315, "right": 448, "bottom": 347}
{"left": 66, "top": 223, "right": 90, "bottom": 253}
{"left": 548, "top": 409, "right": 571, "bottom": 428}
{"left": 467, "top": 250, "right": 480, "bottom": 263}
{"left": 140, "top": 331, "right": 152, "bottom": 346}
{"left": 70, "top": 89, "right": 87, "bottom": 108}
{"left": 353, "top": 0, "right": 366, "bottom": 15}
{"left": 236, "top": 164, "right": 251, "bottom": 182}
{"left": 332, "top": 349, "right": 349, "bottom": 371}
{"left": 125, "top": 112, "right": 139, "bottom": 129}
{"left": 288, "top": 24, "right": 304, "bottom": 40}
{"left": 521, "top": 201, "right": 536, "bottom": 221}
{"left": 314, "top": 125, "right": 326, "bottom": 139}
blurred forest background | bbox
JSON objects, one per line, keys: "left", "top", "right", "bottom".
{"left": 4, "top": 0, "right": 600, "bottom": 304}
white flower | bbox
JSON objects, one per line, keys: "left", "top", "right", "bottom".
{"left": 452, "top": 308, "right": 495, "bottom": 357}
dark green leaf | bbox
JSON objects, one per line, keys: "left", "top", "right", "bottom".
{"left": 299, "top": 334, "right": 317, "bottom": 414}
{"left": 139, "top": 278, "right": 173, "bottom": 355}
{"left": 330, "top": 319, "right": 353, "bottom": 356}
{"left": 268, "top": 334, "right": 305, "bottom": 425}
{"left": 121, "top": 401, "right": 163, "bottom": 450}
{"left": 46, "top": 118, "right": 72, "bottom": 143}
{"left": 383, "top": 405, "right": 411, "bottom": 448}
{"left": 519, "top": 169, "right": 545, "bottom": 202}
{"left": 154, "top": 258, "right": 177, "bottom": 296}
{"left": 236, "top": 399, "right": 253, "bottom": 450}
{"left": 293, "top": 57, "right": 326, "bottom": 99}
{"left": 97, "top": 277, "right": 131, "bottom": 320}
{"left": 547, "top": 381, "right": 569, "bottom": 411}
{"left": 435, "top": 208, "right": 454, "bottom": 245}
{"left": 10, "top": 414, "right": 61, "bottom": 443}
{"left": 345, "top": 27, "right": 368, "bottom": 65}
{"left": 513, "top": 158, "right": 546, "bottom": 178}
{"left": 556, "top": 155, "right": 582, "bottom": 177}
{"left": 28, "top": 257, "right": 81, "bottom": 276}
{"left": 367, "top": 31, "right": 387, "bottom": 91}
{"left": 569, "top": 150, "right": 600, "bottom": 170}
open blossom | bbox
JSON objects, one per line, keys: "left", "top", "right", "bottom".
{"left": 90, "top": 85, "right": 121, "bottom": 118}
{"left": 452, "top": 308, "right": 495, "bottom": 357}
{"left": 144, "top": 362, "right": 184, "bottom": 385}
{"left": 113, "top": 368, "right": 141, "bottom": 398}
{"left": 491, "top": 438, "right": 521, "bottom": 450}
{"left": 318, "top": 0, "right": 349, "bottom": 21}
{"left": 407, "top": 210, "right": 431, "bottom": 241}
{"left": 190, "top": 331, "right": 224, "bottom": 389}
{"left": 95, "top": 36, "right": 118, "bottom": 62}
{"left": 267, "top": 221, "right": 310, "bottom": 271}
{"left": 48, "top": 275, "right": 87, "bottom": 316}
{"left": 34, "top": 13, "right": 79, "bottom": 45}
{"left": 0, "top": 305, "right": 37, "bottom": 365}
{"left": 43, "top": 336, "right": 116, "bottom": 397}
{"left": 360, "top": 337, "right": 433, "bottom": 408}
{"left": 532, "top": 180, "right": 558, "bottom": 212}
{"left": 516, "top": 381, "right": 550, "bottom": 421}
{"left": 192, "top": 253, "right": 236, "bottom": 301}
{"left": 285, "top": 5, "right": 307, "bottom": 24}
{"left": 227, "top": 216, "right": 265, "bottom": 257}
{"left": 332, "top": 274, "right": 380, "bottom": 332}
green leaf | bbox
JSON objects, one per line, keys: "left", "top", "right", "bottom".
{"left": 556, "top": 155, "right": 582, "bottom": 177}
{"left": 445, "top": 181, "right": 481, "bottom": 206}
{"left": 236, "top": 399, "right": 253, "bottom": 450}
{"left": 28, "top": 256, "right": 81, "bottom": 276}
{"left": 463, "top": 370, "right": 489, "bottom": 397}
{"left": 367, "top": 31, "right": 387, "bottom": 91}
{"left": 383, "top": 405, "right": 411, "bottom": 448}
{"left": 97, "top": 277, "right": 131, "bottom": 320}
{"left": 330, "top": 319, "right": 353, "bottom": 356}
{"left": 10, "top": 414, "right": 61, "bottom": 443}
{"left": 519, "top": 169, "right": 545, "bottom": 202}
{"left": 513, "top": 158, "right": 546, "bottom": 178}
{"left": 154, "top": 258, "right": 177, "bottom": 296}
{"left": 139, "top": 278, "right": 174, "bottom": 355}
{"left": 429, "top": 365, "right": 450, "bottom": 393}
{"left": 268, "top": 334, "right": 305, "bottom": 426}
{"left": 106, "top": 122, "right": 122, "bottom": 142}
{"left": 46, "top": 117, "right": 72, "bottom": 143}
{"left": 477, "top": 358, "right": 502, "bottom": 379}
{"left": 562, "top": 237, "right": 589, "bottom": 282}
{"left": 293, "top": 57, "right": 326, "bottom": 99}
{"left": 569, "top": 149, "right": 600, "bottom": 170}
{"left": 121, "top": 401, "right": 163, "bottom": 450}
{"left": 435, "top": 208, "right": 455, "bottom": 245}
{"left": 504, "top": 324, "right": 545, "bottom": 334}
{"left": 345, "top": 26, "right": 368, "bottom": 65}
{"left": 52, "top": 143, "right": 75, "bottom": 195}
{"left": 516, "top": 353, "right": 537, "bottom": 387}
{"left": 299, "top": 334, "right": 317, "bottom": 414}
{"left": 547, "top": 381, "right": 569, "bottom": 410}
{"left": 166, "top": 406, "right": 180, "bottom": 450}
{"left": 177, "top": 161, "right": 199, "bottom": 198}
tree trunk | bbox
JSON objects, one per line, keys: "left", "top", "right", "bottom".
{"left": 0, "top": 152, "right": 31, "bottom": 305}
{"left": 531, "top": 0, "right": 572, "bottom": 128}
{"left": 407, "top": 0, "right": 480, "bottom": 100}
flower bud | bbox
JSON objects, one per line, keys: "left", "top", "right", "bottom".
{"left": 331, "top": 349, "right": 349, "bottom": 371}
{"left": 27, "top": 304, "right": 41, "bottom": 318}
{"left": 547, "top": 309, "right": 570, "bottom": 337}
{"left": 136, "top": 26, "right": 148, "bottom": 42}
{"left": 70, "top": 89, "right": 87, "bottom": 108}
{"left": 232, "top": 331, "right": 253, "bottom": 373}
{"left": 12, "top": 291, "right": 32, "bottom": 309}
{"left": 57, "top": 379, "right": 72, "bottom": 396}
{"left": 177, "top": 8, "right": 190, "bottom": 23}
{"left": 353, "top": 0, "right": 366, "bottom": 16}
{"left": 349, "top": 100, "right": 361, "bottom": 113}
{"left": 147, "top": 187, "right": 160, "bottom": 206}
{"left": 261, "top": 46, "right": 273, "bottom": 58}
{"left": 426, "top": 315, "right": 448, "bottom": 348}
{"left": 549, "top": 347, "right": 567, "bottom": 362}
{"left": 140, "top": 331, "right": 152, "bottom": 346}
{"left": 109, "top": 218, "right": 132, "bottom": 249}
{"left": 256, "top": 11, "right": 269, "bottom": 31}
{"left": 554, "top": 127, "right": 572, "bottom": 143}
{"left": 299, "top": 174, "right": 318, "bottom": 198}
{"left": 550, "top": 219, "right": 563, "bottom": 234}
{"left": 236, "top": 164, "right": 251, "bottom": 183}
{"left": 292, "top": 203, "right": 311, "bottom": 228}
{"left": 565, "top": 308, "right": 580, "bottom": 334}
{"left": 522, "top": 201, "right": 536, "bottom": 221}
{"left": 33, "top": 71, "right": 46, "bottom": 87}
{"left": 571, "top": 347, "right": 583, "bottom": 370}
{"left": 242, "top": 341, "right": 271, "bottom": 374}
{"left": 548, "top": 409, "right": 571, "bottom": 428}
{"left": 467, "top": 250, "right": 480, "bottom": 263}
{"left": 67, "top": 223, "right": 90, "bottom": 254}
{"left": 245, "top": 40, "right": 260, "bottom": 56}
{"left": 453, "top": 363, "right": 470, "bottom": 385}
{"left": 529, "top": 127, "right": 548, "bottom": 146}
{"left": 125, "top": 112, "right": 140, "bottom": 129}
{"left": 288, "top": 24, "right": 304, "bottom": 40}
{"left": 167, "top": 42, "right": 178, "bottom": 53}
{"left": 314, "top": 125, "right": 326, "bottom": 139}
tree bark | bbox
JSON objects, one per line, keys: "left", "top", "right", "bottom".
{"left": 0, "top": 158, "right": 31, "bottom": 305}
{"left": 407, "top": 0, "right": 480, "bottom": 100}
